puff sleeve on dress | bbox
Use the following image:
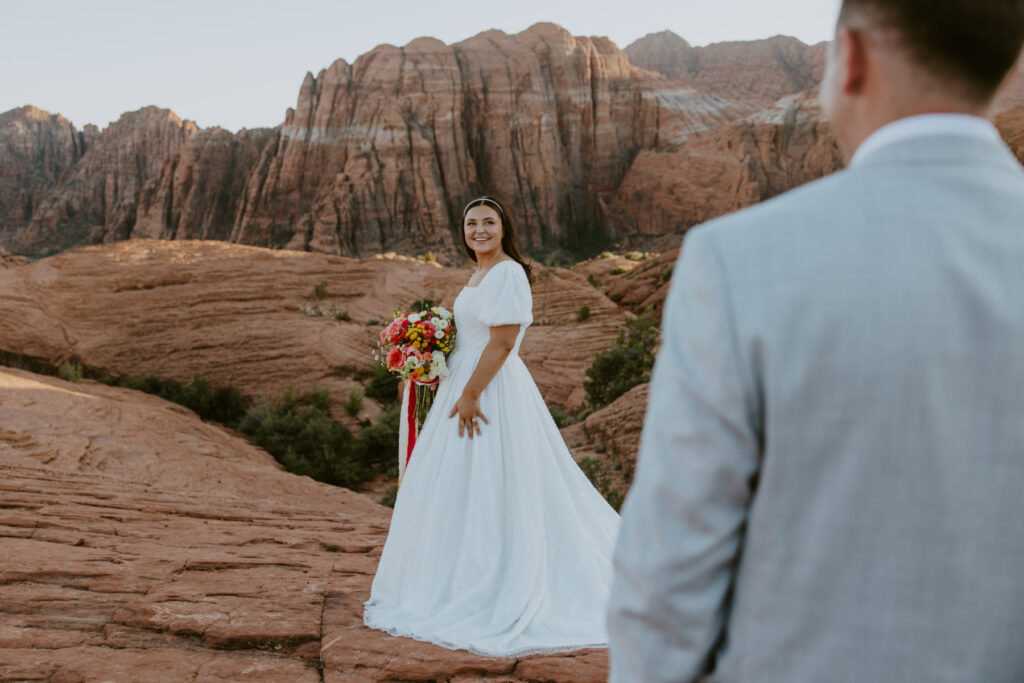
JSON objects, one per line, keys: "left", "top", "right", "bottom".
{"left": 477, "top": 260, "right": 533, "bottom": 327}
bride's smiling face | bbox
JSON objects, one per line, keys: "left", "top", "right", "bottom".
{"left": 464, "top": 205, "right": 504, "bottom": 257}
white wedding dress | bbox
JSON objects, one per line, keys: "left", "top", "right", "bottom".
{"left": 362, "top": 259, "right": 622, "bottom": 657}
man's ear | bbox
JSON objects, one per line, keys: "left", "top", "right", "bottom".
{"left": 838, "top": 26, "right": 869, "bottom": 95}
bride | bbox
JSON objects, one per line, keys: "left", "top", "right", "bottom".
{"left": 362, "top": 195, "right": 622, "bottom": 657}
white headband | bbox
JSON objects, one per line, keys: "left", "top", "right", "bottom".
{"left": 463, "top": 197, "right": 505, "bottom": 223}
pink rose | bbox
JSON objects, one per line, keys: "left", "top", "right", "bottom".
{"left": 386, "top": 347, "right": 404, "bottom": 371}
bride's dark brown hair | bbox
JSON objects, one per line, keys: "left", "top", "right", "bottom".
{"left": 461, "top": 195, "right": 533, "bottom": 282}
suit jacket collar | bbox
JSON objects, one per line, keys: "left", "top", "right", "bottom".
{"left": 850, "top": 132, "right": 1022, "bottom": 174}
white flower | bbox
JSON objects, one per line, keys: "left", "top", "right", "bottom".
{"left": 428, "top": 352, "right": 449, "bottom": 379}
{"left": 432, "top": 306, "right": 452, "bottom": 319}
{"left": 408, "top": 313, "right": 422, "bottom": 323}
{"left": 434, "top": 329, "right": 444, "bottom": 339}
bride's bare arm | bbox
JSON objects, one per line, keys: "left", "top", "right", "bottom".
{"left": 448, "top": 324, "right": 520, "bottom": 439}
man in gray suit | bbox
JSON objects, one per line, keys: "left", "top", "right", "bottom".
{"left": 607, "top": 1, "right": 1024, "bottom": 681}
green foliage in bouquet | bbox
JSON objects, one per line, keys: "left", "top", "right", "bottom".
{"left": 584, "top": 314, "right": 658, "bottom": 409}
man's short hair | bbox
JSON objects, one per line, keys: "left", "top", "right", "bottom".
{"left": 840, "top": 0, "right": 1024, "bottom": 102}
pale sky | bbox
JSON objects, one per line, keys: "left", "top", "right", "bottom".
{"left": 2, "top": 0, "right": 841, "bottom": 134}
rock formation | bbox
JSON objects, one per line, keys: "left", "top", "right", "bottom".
{"left": 1, "top": 23, "right": 756, "bottom": 260}
{"left": 228, "top": 23, "right": 747, "bottom": 259}
{"left": 996, "top": 105, "right": 1024, "bottom": 163}
{"left": 604, "top": 88, "right": 843, "bottom": 240}
{"left": 0, "top": 365, "right": 610, "bottom": 680}
{"left": 0, "top": 240, "right": 627, "bottom": 429}
{"left": 0, "top": 106, "right": 96, "bottom": 252}
{"left": 625, "top": 31, "right": 827, "bottom": 105}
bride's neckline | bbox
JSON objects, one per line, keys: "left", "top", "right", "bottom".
{"left": 464, "top": 258, "right": 514, "bottom": 289}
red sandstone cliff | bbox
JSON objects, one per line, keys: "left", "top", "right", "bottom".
{"left": 625, "top": 31, "right": 827, "bottom": 105}
{"left": 1, "top": 23, "right": 753, "bottom": 260}
{"left": 3, "top": 24, "right": 1020, "bottom": 262}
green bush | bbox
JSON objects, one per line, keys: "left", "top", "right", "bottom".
{"left": 597, "top": 251, "right": 614, "bottom": 260}
{"left": 57, "top": 359, "right": 83, "bottom": 383}
{"left": 365, "top": 361, "right": 400, "bottom": 404}
{"left": 334, "top": 310, "right": 351, "bottom": 322}
{"left": 548, "top": 403, "right": 579, "bottom": 428}
{"left": 587, "top": 273, "right": 601, "bottom": 288}
{"left": 344, "top": 387, "right": 364, "bottom": 416}
{"left": 661, "top": 266, "right": 673, "bottom": 283}
{"left": 358, "top": 406, "right": 401, "bottom": 475}
{"left": 379, "top": 485, "right": 399, "bottom": 508}
{"left": 314, "top": 280, "right": 329, "bottom": 299}
{"left": 610, "top": 265, "right": 628, "bottom": 275}
{"left": 116, "top": 371, "right": 252, "bottom": 428}
{"left": 238, "top": 386, "right": 370, "bottom": 489}
{"left": 577, "top": 457, "right": 624, "bottom": 511}
{"left": 584, "top": 315, "right": 658, "bottom": 409}
{"left": 624, "top": 251, "right": 646, "bottom": 261}
{"left": 575, "top": 304, "right": 591, "bottom": 323}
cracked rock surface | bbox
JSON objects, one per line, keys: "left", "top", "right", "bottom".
{"left": 0, "top": 367, "right": 610, "bottom": 681}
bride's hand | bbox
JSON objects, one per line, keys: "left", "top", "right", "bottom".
{"left": 448, "top": 392, "right": 488, "bottom": 439}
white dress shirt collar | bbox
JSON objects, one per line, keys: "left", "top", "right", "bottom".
{"left": 849, "top": 113, "right": 1003, "bottom": 167}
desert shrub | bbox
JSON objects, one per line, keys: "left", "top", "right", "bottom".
{"left": 577, "top": 457, "right": 624, "bottom": 511}
{"left": 597, "top": 251, "right": 614, "bottom": 260}
{"left": 661, "top": 266, "right": 674, "bottom": 283}
{"left": 344, "top": 387, "right": 364, "bottom": 416}
{"left": 116, "top": 371, "right": 251, "bottom": 428}
{"left": 57, "top": 359, "right": 83, "bottom": 383}
{"left": 415, "top": 252, "right": 437, "bottom": 263}
{"left": 239, "top": 386, "right": 370, "bottom": 489}
{"left": 364, "top": 361, "right": 400, "bottom": 403}
{"left": 334, "top": 309, "right": 351, "bottom": 322}
{"left": 379, "top": 485, "right": 399, "bottom": 508}
{"left": 575, "top": 304, "right": 591, "bottom": 323}
{"left": 547, "top": 403, "right": 579, "bottom": 428}
{"left": 624, "top": 251, "right": 646, "bottom": 261}
{"left": 358, "top": 405, "right": 401, "bottom": 475}
{"left": 587, "top": 273, "right": 601, "bottom": 288}
{"left": 314, "top": 280, "right": 328, "bottom": 299}
{"left": 584, "top": 315, "right": 658, "bottom": 409}
{"left": 610, "top": 265, "right": 628, "bottom": 275}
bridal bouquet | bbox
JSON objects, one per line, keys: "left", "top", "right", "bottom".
{"left": 374, "top": 305, "right": 457, "bottom": 482}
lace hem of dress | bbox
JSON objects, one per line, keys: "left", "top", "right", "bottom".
{"left": 362, "top": 605, "right": 609, "bottom": 659}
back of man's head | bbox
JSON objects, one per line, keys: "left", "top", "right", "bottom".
{"left": 839, "top": 0, "right": 1024, "bottom": 103}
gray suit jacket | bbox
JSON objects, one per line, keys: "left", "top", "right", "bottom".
{"left": 607, "top": 133, "right": 1024, "bottom": 682}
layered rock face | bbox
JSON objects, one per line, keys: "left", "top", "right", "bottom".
{"left": 2, "top": 23, "right": 753, "bottom": 260}
{"left": 0, "top": 106, "right": 96, "bottom": 251}
{"left": 0, "top": 365, "right": 610, "bottom": 681}
{"left": 230, "top": 23, "right": 747, "bottom": 258}
{"left": 0, "top": 240, "right": 626, "bottom": 424}
{"left": 626, "top": 31, "right": 827, "bottom": 105}
{"left": 8, "top": 107, "right": 200, "bottom": 256}
{"left": 4, "top": 23, "right": 1020, "bottom": 263}
{"left": 604, "top": 88, "right": 843, "bottom": 239}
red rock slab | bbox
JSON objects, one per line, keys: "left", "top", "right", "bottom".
{"left": 0, "top": 239, "right": 626, "bottom": 423}
{"left": 0, "top": 367, "right": 612, "bottom": 681}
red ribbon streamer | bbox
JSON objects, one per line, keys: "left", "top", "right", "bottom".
{"left": 406, "top": 380, "right": 417, "bottom": 467}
